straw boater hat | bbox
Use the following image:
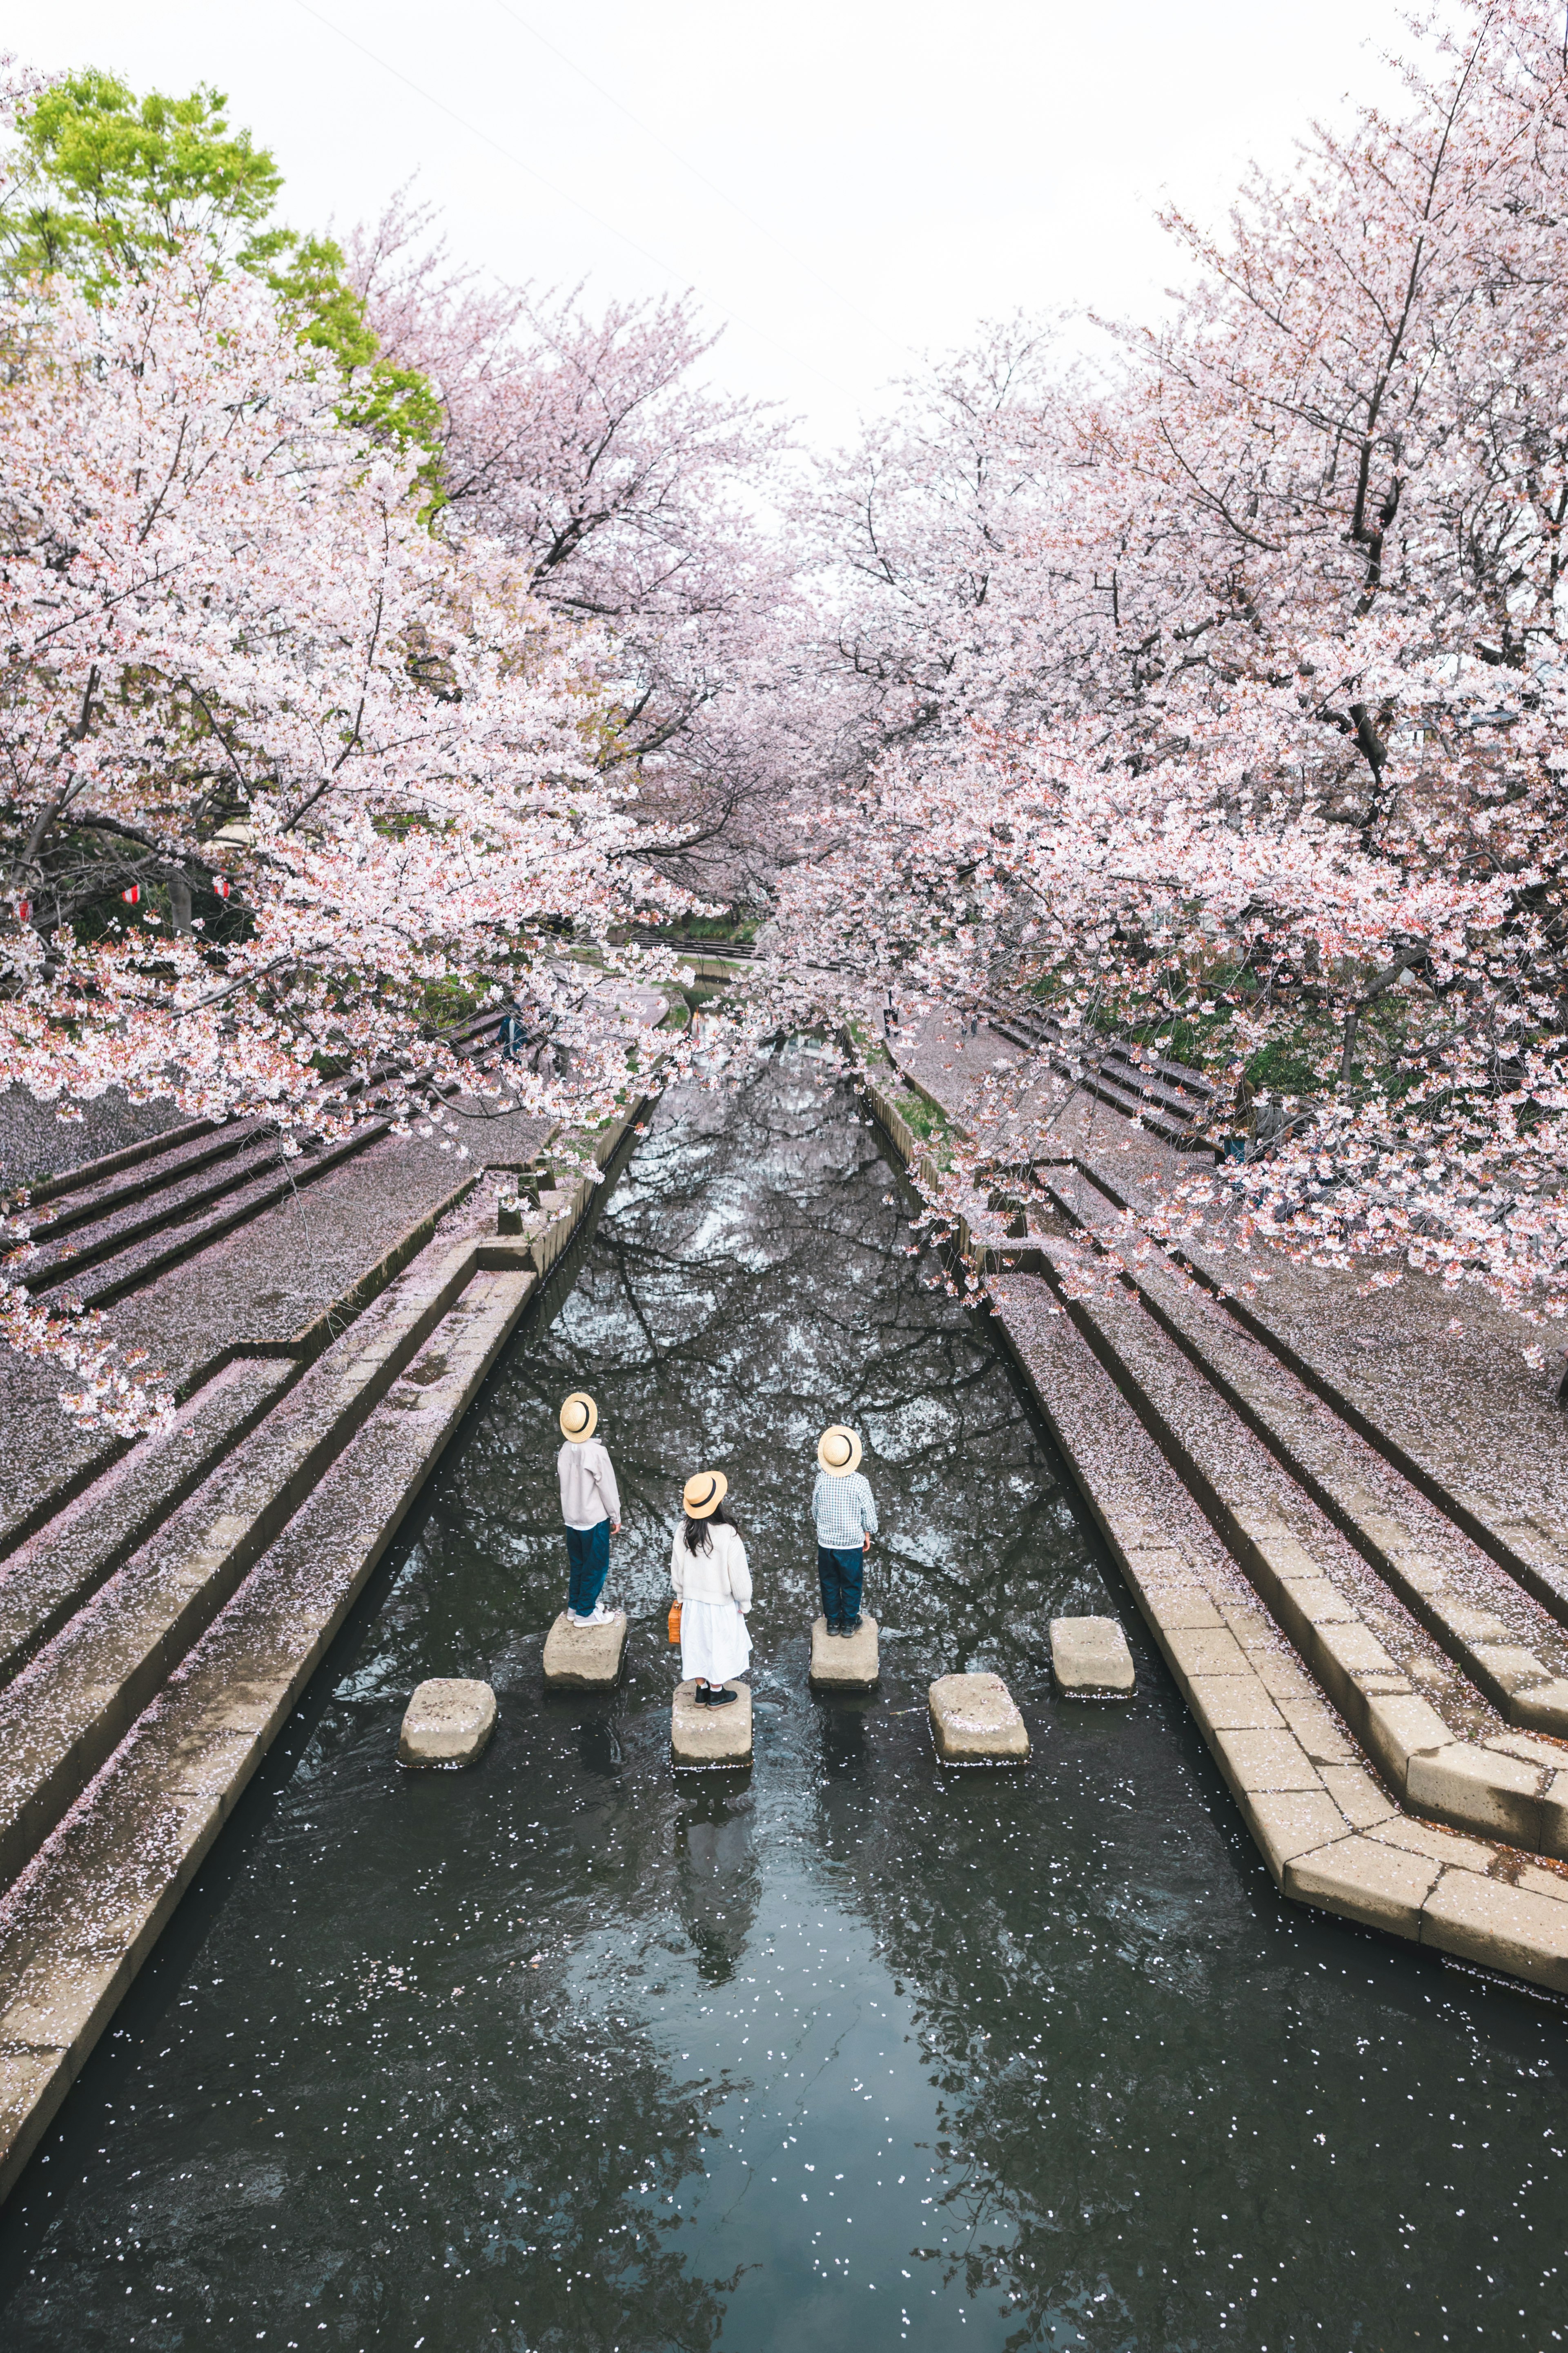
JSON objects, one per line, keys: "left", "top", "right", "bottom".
{"left": 682, "top": 1469, "right": 728, "bottom": 1519}
{"left": 559, "top": 1392, "right": 598, "bottom": 1441}
{"left": 817, "top": 1425, "right": 862, "bottom": 1476}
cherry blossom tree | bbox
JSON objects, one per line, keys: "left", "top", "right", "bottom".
{"left": 799, "top": 316, "right": 1063, "bottom": 770}
{"left": 346, "top": 194, "right": 812, "bottom": 892}
{"left": 781, "top": 0, "right": 1568, "bottom": 1344}
{"left": 0, "top": 239, "right": 703, "bottom": 1426}
{"left": 18, "top": 0, "right": 1568, "bottom": 1430}
{"left": 0, "top": 67, "right": 446, "bottom": 483}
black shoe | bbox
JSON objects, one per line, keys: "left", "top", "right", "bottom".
{"left": 844, "top": 1617, "right": 863, "bottom": 1635}
{"left": 704, "top": 1684, "right": 739, "bottom": 1706}
{"left": 827, "top": 1622, "right": 846, "bottom": 1637}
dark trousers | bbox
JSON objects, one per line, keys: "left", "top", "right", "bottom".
{"left": 817, "top": 1543, "right": 864, "bottom": 1629}
{"left": 566, "top": 1519, "right": 610, "bottom": 1616}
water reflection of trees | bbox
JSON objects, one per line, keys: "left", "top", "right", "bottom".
{"left": 0, "top": 1887, "right": 740, "bottom": 2353}
{"left": 366, "top": 1050, "right": 1126, "bottom": 2346}
{"left": 312, "top": 1996, "right": 738, "bottom": 2352}
{"left": 809, "top": 1702, "right": 1470, "bottom": 2352}
{"left": 10, "top": 1055, "right": 1540, "bottom": 2353}
{"left": 808, "top": 1744, "right": 1183, "bottom": 2348}
{"left": 415, "top": 1055, "right": 1111, "bottom": 1683}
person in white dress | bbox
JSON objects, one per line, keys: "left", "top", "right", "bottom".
{"left": 670, "top": 1470, "right": 752, "bottom": 1706}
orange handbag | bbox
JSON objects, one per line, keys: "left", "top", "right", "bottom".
{"left": 668, "top": 1600, "right": 682, "bottom": 1644}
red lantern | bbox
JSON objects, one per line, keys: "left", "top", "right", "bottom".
{"left": 13, "top": 899, "right": 30, "bottom": 922}
{"left": 214, "top": 876, "right": 232, "bottom": 900}
{"left": 121, "top": 883, "right": 140, "bottom": 906}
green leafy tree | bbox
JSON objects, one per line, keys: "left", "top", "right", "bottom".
{"left": 1, "top": 70, "right": 282, "bottom": 282}
{"left": 1, "top": 69, "right": 443, "bottom": 501}
{"left": 265, "top": 228, "right": 445, "bottom": 500}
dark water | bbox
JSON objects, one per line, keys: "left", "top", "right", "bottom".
{"left": 2, "top": 1050, "right": 1566, "bottom": 2351}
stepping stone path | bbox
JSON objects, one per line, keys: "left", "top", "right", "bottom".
{"left": 398, "top": 1678, "right": 497, "bottom": 1767}
{"left": 1051, "top": 1614, "right": 1136, "bottom": 1697}
{"left": 671, "top": 1679, "right": 753, "bottom": 1768}
{"left": 928, "top": 1671, "right": 1029, "bottom": 1764}
{"left": 809, "top": 1614, "right": 880, "bottom": 1692}
{"left": 542, "top": 1610, "right": 628, "bottom": 1689}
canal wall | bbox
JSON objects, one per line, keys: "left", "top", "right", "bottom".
{"left": 0, "top": 1093, "right": 652, "bottom": 2203}
{"left": 10, "top": 1027, "right": 1568, "bottom": 2205}
{"left": 860, "top": 1061, "right": 1568, "bottom": 1996}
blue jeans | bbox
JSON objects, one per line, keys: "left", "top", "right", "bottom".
{"left": 566, "top": 1519, "right": 610, "bottom": 1616}
{"left": 817, "top": 1543, "right": 864, "bottom": 1628}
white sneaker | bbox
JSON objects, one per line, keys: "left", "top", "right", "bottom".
{"left": 581, "top": 1604, "right": 619, "bottom": 1627}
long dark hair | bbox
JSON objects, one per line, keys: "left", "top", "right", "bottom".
{"left": 683, "top": 1499, "right": 737, "bottom": 1555}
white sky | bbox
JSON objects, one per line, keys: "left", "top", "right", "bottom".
{"left": 9, "top": 0, "right": 1429, "bottom": 445}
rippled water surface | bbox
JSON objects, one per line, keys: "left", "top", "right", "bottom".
{"left": 2, "top": 1051, "right": 1567, "bottom": 2350}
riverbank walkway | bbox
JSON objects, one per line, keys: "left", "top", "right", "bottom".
{"left": 0, "top": 1001, "right": 664, "bottom": 2201}
{"left": 870, "top": 1010, "right": 1568, "bottom": 1993}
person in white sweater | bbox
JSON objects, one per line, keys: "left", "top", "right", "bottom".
{"left": 670, "top": 1470, "right": 752, "bottom": 1705}
{"left": 557, "top": 1391, "right": 622, "bottom": 1627}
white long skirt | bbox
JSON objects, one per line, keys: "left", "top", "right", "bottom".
{"left": 680, "top": 1595, "right": 752, "bottom": 1685}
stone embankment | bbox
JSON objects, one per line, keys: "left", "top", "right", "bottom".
{"left": 0, "top": 1017, "right": 658, "bottom": 2202}
{"left": 865, "top": 1015, "right": 1568, "bottom": 1993}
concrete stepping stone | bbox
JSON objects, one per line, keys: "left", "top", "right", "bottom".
{"left": 809, "top": 1614, "right": 880, "bottom": 1692}
{"left": 542, "top": 1610, "right": 628, "bottom": 1689}
{"left": 398, "top": 1678, "right": 497, "bottom": 1767}
{"left": 671, "top": 1679, "right": 753, "bottom": 1768}
{"left": 1050, "top": 1614, "right": 1136, "bottom": 1697}
{"left": 928, "top": 1671, "right": 1029, "bottom": 1765}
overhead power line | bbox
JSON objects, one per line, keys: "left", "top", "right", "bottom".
{"left": 487, "top": 0, "right": 920, "bottom": 364}
{"left": 289, "top": 0, "right": 869, "bottom": 402}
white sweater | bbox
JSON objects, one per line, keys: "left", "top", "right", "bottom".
{"left": 669, "top": 1521, "right": 753, "bottom": 1610}
{"left": 558, "top": 1437, "right": 621, "bottom": 1530}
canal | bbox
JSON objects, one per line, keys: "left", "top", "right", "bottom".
{"left": 0, "top": 1047, "right": 1564, "bottom": 2349}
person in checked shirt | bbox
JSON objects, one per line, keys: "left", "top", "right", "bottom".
{"left": 811, "top": 1424, "right": 877, "bottom": 1635}
{"left": 557, "top": 1391, "right": 622, "bottom": 1627}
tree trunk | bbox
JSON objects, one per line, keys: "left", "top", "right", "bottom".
{"left": 1339, "top": 1007, "right": 1359, "bottom": 1085}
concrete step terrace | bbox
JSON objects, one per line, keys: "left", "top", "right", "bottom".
{"left": 980, "top": 997, "right": 1220, "bottom": 1140}
{"left": 0, "top": 1356, "right": 297, "bottom": 1680}
{"left": 857, "top": 1063, "right": 1568, "bottom": 1992}
{"left": 1030, "top": 1229, "right": 1568, "bottom": 1861}
{"left": 985, "top": 1267, "right": 1568, "bottom": 1991}
{"left": 0, "top": 1251, "right": 538, "bottom": 2203}
{"left": 0, "top": 1209, "right": 502, "bottom": 1893}
{"left": 1078, "top": 1153, "right": 1568, "bottom": 1634}
{"left": 21, "top": 1123, "right": 390, "bottom": 1311}
{"left": 1044, "top": 1164, "right": 1568, "bottom": 1732}
{"left": 0, "top": 1079, "right": 649, "bottom": 2203}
